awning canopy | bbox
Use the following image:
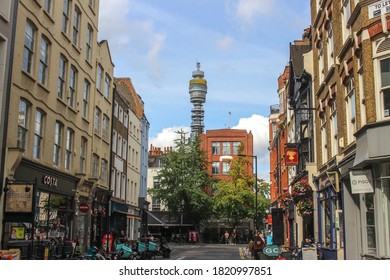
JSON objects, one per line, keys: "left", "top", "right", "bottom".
{"left": 353, "top": 122, "right": 390, "bottom": 168}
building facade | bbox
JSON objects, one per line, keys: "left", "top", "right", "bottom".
{"left": 311, "top": 0, "right": 390, "bottom": 259}
{"left": 0, "top": 0, "right": 17, "bottom": 247}
{"left": 200, "top": 128, "right": 254, "bottom": 181}
{"left": 1, "top": 0, "right": 114, "bottom": 256}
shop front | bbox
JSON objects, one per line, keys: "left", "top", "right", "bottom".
{"left": 346, "top": 121, "right": 390, "bottom": 260}
{"left": 2, "top": 159, "right": 78, "bottom": 259}
{"left": 90, "top": 188, "right": 110, "bottom": 248}
{"left": 315, "top": 167, "right": 343, "bottom": 260}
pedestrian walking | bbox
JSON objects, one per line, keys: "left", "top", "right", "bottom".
{"left": 224, "top": 230, "right": 229, "bottom": 244}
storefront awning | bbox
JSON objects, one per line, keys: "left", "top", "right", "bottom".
{"left": 146, "top": 210, "right": 167, "bottom": 227}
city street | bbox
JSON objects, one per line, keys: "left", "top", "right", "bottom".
{"left": 166, "top": 243, "right": 249, "bottom": 260}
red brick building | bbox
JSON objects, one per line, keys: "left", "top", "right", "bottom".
{"left": 200, "top": 128, "right": 254, "bottom": 180}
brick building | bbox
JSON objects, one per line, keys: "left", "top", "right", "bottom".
{"left": 200, "top": 128, "right": 254, "bottom": 181}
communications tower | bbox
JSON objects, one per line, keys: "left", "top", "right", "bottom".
{"left": 189, "top": 62, "right": 207, "bottom": 138}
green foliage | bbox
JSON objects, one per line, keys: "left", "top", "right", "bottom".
{"left": 149, "top": 131, "right": 214, "bottom": 225}
{"left": 212, "top": 146, "right": 270, "bottom": 228}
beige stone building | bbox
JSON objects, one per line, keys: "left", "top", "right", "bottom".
{"left": 1, "top": 0, "right": 114, "bottom": 256}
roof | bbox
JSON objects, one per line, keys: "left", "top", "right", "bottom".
{"left": 114, "top": 77, "right": 144, "bottom": 119}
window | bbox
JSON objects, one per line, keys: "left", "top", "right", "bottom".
{"left": 116, "top": 172, "right": 121, "bottom": 198}
{"left": 222, "top": 162, "right": 230, "bottom": 175}
{"left": 72, "top": 6, "right": 81, "bottom": 46}
{"left": 341, "top": 0, "right": 351, "bottom": 43}
{"left": 88, "top": 0, "right": 95, "bottom": 9}
{"left": 62, "top": 0, "right": 70, "bottom": 34}
{"left": 112, "top": 130, "right": 117, "bottom": 152}
{"left": 358, "top": 52, "right": 366, "bottom": 125}
{"left": 38, "top": 36, "right": 50, "bottom": 85}
{"left": 124, "top": 113, "right": 128, "bottom": 128}
{"left": 212, "top": 142, "right": 220, "bottom": 155}
{"left": 329, "top": 100, "right": 338, "bottom": 157}
{"left": 83, "top": 79, "right": 90, "bottom": 118}
{"left": 321, "top": 113, "right": 328, "bottom": 164}
{"left": 65, "top": 128, "right": 73, "bottom": 170}
{"left": 212, "top": 162, "right": 220, "bottom": 175}
{"left": 23, "top": 21, "right": 35, "bottom": 74}
{"left": 345, "top": 77, "right": 356, "bottom": 144}
{"left": 117, "top": 135, "right": 122, "bottom": 157}
{"left": 86, "top": 24, "right": 93, "bottom": 62}
{"left": 222, "top": 142, "right": 230, "bottom": 155}
{"left": 44, "top": 0, "right": 52, "bottom": 15}
{"left": 33, "top": 110, "right": 44, "bottom": 159}
{"left": 380, "top": 58, "right": 390, "bottom": 118}
{"left": 68, "top": 66, "right": 77, "bottom": 107}
{"left": 102, "top": 114, "right": 109, "bottom": 141}
{"left": 272, "top": 122, "right": 277, "bottom": 139}
{"left": 17, "top": 99, "right": 29, "bottom": 150}
{"left": 326, "top": 22, "right": 334, "bottom": 69}
{"left": 53, "top": 121, "right": 63, "bottom": 166}
{"left": 80, "top": 137, "right": 87, "bottom": 173}
{"left": 94, "top": 107, "right": 101, "bottom": 135}
{"left": 114, "top": 101, "right": 118, "bottom": 117}
{"left": 123, "top": 139, "right": 127, "bottom": 160}
{"left": 92, "top": 154, "right": 99, "bottom": 178}
{"left": 360, "top": 192, "right": 376, "bottom": 255}
{"left": 119, "top": 107, "right": 123, "bottom": 123}
{"left": 96, "top": 64, "right": 103, "bottom": 91}
{"left": 318, "top": 41, "right": 324, "bottom": 84}
{"left": 104, "top": 74, "right": 111, "bottom": 99}
{"left": 100, "top": 159, "right": 108, "bottom": 185}
{"left": 121, "top": 174, "right": 126, "bottom": 200}
{"left": 58, "top": 55, "right": 67, "bottom": 99}
{"left": 152, "top": 197, "right": 161, "bottom": 211}
{"left": 0, "top": 0, "right": 11, "bottom": 19}
{"left": 232, "top": 142, "right": 240, "bottom": 155}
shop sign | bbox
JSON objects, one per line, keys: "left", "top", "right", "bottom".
{"left": 369, "top": 1, "right": 390, "bottom": 19}
{"left": 5, "top": 184, "right": 34, "bottom": 213}
{"left": 285, "top": 147, "right": 298, "bottom": 166}
{"left": 79, "top": 202, "right": 89, "bottom": 213}
{"left": 349, "top": 170, "right": 374, "bottom": 194}
{"left": 42, "top": 175, "right": 58, "bottom": 187}
{"left": 263, "top": 245, "right": 281, "bottom": 257}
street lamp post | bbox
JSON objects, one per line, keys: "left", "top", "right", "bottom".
{"left": 237, "top": 154, "right": 258, "bottom": 234}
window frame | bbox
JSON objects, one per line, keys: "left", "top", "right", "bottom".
{"left": 33, "top": 109, "right": 44, "bottom": 159}
{"left": 17, "top": 99, "right": 30, "bottom": 151}
{"left": 38, "top": 36, "right": 50, "bottom": 85}
{"left": 23, "top": 20, "right": 36, "bottom": 74}
{"left": 58, "top": 55, "right": 67, "bottom": 99}
{"left": 53, "top": 121, "right": 63, "bottom": 166}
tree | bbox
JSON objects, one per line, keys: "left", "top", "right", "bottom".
{"left": 212, "top": 146, "right": 270, "bottom": 228}
{"left": 149, "top": 130, "right": 214, "bottom": 226}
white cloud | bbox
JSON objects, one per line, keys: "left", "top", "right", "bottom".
{"left": 98, "top": 1, "right": 166, "bottom": 84}
{"left": 215, "top": 36, "right": 234, "bottom": 51}
{"left": 149, "top": 126, "right": 191, "bottom": 150}
{"left": 232, "top": 114, "right": 270, "bottom": 165}
{"left": 228, "top": 0, "right": 276, "bottom": 26}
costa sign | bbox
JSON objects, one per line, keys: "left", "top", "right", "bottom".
{"left": 42, "top": 175, "right": 58, "bottom": 187}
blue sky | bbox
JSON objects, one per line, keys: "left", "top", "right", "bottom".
{"left": 98, "top": 0, "right": 311, "bottom": 182}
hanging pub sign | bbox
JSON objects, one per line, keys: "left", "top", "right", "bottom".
{"left": 5, "top": 184, "right": 34, "bottom": 213}
{"left": 285, "top": 147, "right": 299, "bottom": 166}
{"left": 349, "top": 169, "right": 374, "bottom": 194}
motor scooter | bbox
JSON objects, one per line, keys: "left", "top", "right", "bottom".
{"left": 156, "top": 237, "right": 171, "bottom": 259}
